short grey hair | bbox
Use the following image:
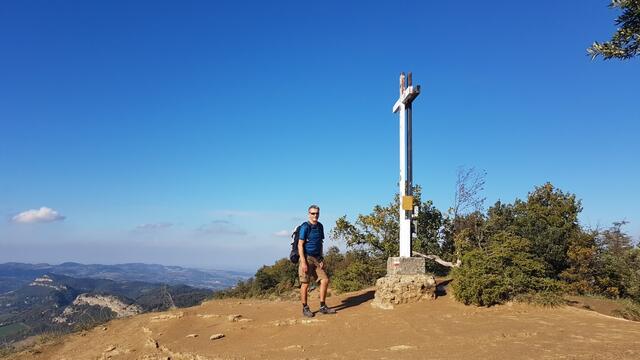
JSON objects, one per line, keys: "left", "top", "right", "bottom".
{"left": 308, "top": 205, "right": 320, "bottom": 212}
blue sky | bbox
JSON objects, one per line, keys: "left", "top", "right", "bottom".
{"left": 1, "top": 1, "right": 638, "bottom": 272}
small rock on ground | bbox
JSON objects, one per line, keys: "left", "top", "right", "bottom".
{"left": 210, "top": 333, "right": 225, "bottom": 340}
{"left": 389, "top": 345, "right": 417, "bottom": 351}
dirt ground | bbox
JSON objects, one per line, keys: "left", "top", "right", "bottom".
{"left": 7, "top": 286, "right": 640, "bottom": 360}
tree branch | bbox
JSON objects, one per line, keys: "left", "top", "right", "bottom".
{"left": 412, "top": 251, "right": 462, "bottom": 268}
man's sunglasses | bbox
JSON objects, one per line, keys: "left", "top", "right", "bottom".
{"left": 309, "top": 212, "right": 319, "bottom": 216}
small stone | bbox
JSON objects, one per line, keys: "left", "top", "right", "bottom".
{"left": 283, "top": 345, "right": 304, "bottom": 351}
{"left": 210, "top": 333, "right": 225, "bottom": 340}
{"left": 197, "top": 314, "right": 220, "bottom": 319}
{"left": 104, "top": 345, "right": 116, "bottom": 352}
{"left": 145, "top": 338, "right": 159, "bottom": 348}
{"left": 186, "top": 333, "right": 199, "bottom": 338}
{"left": 151, "top": 312, "right": 183, "bottom": 321}
{"left": 389, "top": 345, "right": 416, "bottom": 351}
{"left": 102, "top": 326, "right": 108, "bottom": 331}
{"left": 228, "top": 314, "right": 242, "bottom": 322}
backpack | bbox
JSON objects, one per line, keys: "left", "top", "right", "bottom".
{"left": 289, "top": 222, "right": 308, "bottom": 264}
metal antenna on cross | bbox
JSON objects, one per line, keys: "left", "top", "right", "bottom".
{"left": 392, "top": 72, "right": 421, "bottom": 257}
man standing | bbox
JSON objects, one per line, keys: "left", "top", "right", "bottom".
{"left": 298, "top": 204, "right": 336, "bottom": 317}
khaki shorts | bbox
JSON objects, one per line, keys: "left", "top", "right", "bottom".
{"left": 298, "top": 255, "right": 329, "bottom": 284}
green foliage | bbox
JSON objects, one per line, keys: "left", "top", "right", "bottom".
{"left": 597, "top": 247, "right": 640, "bottom": 300}
{"left": 226, "top": 182, "right": 639, "bottom": 312}
{"left": 601, "top": 221, "right": 633, "bottom": 255}
{"left": 322, "top": 246, "right": 345, "bottom": 278}
{"left": 215, "top": 258, "right": 298, "bottom": 299}
{"left": 331, "top": 186, "right": 447, "bottom": 272}
{"left": 612, "top": 298, "right": 640, "bottom": 321}
{"left": 452, "top": 232, "right": 563, "bottom": 306}
{"left": 560, "top": 230, "right": 601, "bottom": 295}
{"left": 589, "top": 0, "right": 640, "bottom": 60}
{"left": 332, "top": 201, "right": 399, "bottom": 259}
{"left": 331, "top": 251, "right": 385, "bottom": 293}
{"left": 485, "top": 183, "right": 582, "bottom": 278}
{"left": 217, "top": 248, "right": 385, "bottom": 298}
{"left": 513, "top": 291, "right": 566, "bottom": 307}
{"left": 0, "top": 323, "right": 29, "bottom": 339}
{"left": 454, "top": 184, "right": 640, "bottom": 307}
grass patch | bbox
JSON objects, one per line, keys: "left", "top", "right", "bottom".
{"left": 0, "top": 323, "right": 29, "bottom": 338}
{"left": 612, "top": 299, "right": 640, "bottom": 321}
{"left": 0, "top": 331, "right": 66, "bottom": 358}
{"left": 514, "top": 291, "right": 566, "bottom": 307}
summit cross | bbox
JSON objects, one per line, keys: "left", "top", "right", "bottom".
{"left": 392, "top": 72, "right": 421, "bottom": 257}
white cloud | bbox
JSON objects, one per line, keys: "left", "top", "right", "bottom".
{"left": 135, "top": 222, "right": 173, "bottom": 231}
{"left": 273, "top": 230, "right": 290, "bottom": 237}
{"left": 196, "top": 220, "right": 247, "bottom": 236}
{"left": 11, "top": 207, "right": 65, "bottom": 224}
{"left": 208, "top": 210, "right": 297, "bottom": 221}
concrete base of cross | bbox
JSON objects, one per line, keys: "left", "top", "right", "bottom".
{"left": 386, "top": 256, "right": 426, "bottom": 275}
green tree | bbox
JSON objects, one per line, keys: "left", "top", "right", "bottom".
{"left": 331, "top": 186, "right": 446, "bottom": 264}
{"left": 322, "top": 246, "right": 346, "bottom": 278}
{"left": 595, "top": 222, "right": 640, "bottom": 300}
{"left": 485, "top": 183, "right": 582, "bottom": 278}
{"left": 452, "top": 231, "right": 562, "bottom": 306}
{"left": 601, "top": 221, "right": 633, "bottom": 255}
{"left": 559, "top": 230, "right": 601, "bottom": 295}
{"left": 588, "top": 0, "right": 640, "bottom": 60}
{"left": 331, "top": 250, "right": 386, "bottom": 293}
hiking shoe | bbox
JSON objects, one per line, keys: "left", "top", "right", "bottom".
{"left": 302, "top": 306, "right": 314, "bottom": 318}
{"left": 319, "top": 305, "right": 336, "bottom": 315}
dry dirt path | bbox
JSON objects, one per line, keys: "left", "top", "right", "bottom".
{"left": 8, "top": 288, "right": 640, "bottom": 360}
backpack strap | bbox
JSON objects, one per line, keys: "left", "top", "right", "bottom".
{"left": 299, "top": 221, "right": 310, "bottom": 241}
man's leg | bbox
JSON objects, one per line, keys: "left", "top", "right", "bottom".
{"left": 317, "top": 269, "right": 336, "bottom": 314}
{"left": 300, "top": 282, "right": 309, "bottom": 304}
{"left": 319, "top": 278, "right": 329, "bottom": 303}
{"left": 299, "top": 261, "right": 314, "bottom": 317}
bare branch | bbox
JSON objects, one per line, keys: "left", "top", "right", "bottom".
{"left": 452, "top": 166, "right": 486, "bottom": 219}
{"left": 412, "top": 251, "right": 461, "bottom": 268}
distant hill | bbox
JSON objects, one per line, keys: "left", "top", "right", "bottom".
{"left": 0, "top": 262, "right": 250, "bottom": 294}
{"left": 0, "top": 273, "right": 214, "bottom": 344}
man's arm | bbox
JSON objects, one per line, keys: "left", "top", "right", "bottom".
{"left": 319, "top": 223, "right": 325, "bottom": 269}
{"left": 298, "top": 239, "right": 307, "bottom": 273}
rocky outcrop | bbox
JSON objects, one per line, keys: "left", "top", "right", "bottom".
{"left": 73, "top": 294, "right": 142, "bottom": 317}
{"left": 53, "top": 294, "right": 142, "bottom": 324}
{"left": 29, "top": 275, "right": 68, "bottom": 291}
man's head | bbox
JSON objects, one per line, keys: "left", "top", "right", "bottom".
{"left": 308, "top": 205, "right": 320, "bottom": 224}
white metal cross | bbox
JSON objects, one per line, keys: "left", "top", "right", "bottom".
{"left": 392, "top": 72, "right": 420, "bottom": 257}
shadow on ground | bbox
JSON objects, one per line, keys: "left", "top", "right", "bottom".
{"left": 331, "top": 290, "right": 375, "bottom": 312}
{"left": 436, "top": 279, "right": 452, "bottom": 298}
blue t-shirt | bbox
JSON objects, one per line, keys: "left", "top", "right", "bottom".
{"left": 299, "top": 222, "right": 324, "bottom": 257}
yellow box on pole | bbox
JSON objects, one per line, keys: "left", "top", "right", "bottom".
{"left": 402, "top": 196, "right": 414, "bottom": 211}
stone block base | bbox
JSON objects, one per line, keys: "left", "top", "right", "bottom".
{"left": 371, "top": 274, "right": 436, "bottom": 310}
{"left": 387, "top": 256, "right": 426, "bottom": 275}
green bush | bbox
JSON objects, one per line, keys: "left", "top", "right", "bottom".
{"left": 612, "top": 299, "right": 640, "bottom": 321}
{"left": 215, "top": 258, "right": 297, "bottom": 299}
{"left": 452, "top": 231, "right": 563, "bottom": 306}
{"left": 332, "top": 257, "right": 385, "bottom": 294}
{"left": 597, "top": 249, "right": 640, "bottom": 301}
